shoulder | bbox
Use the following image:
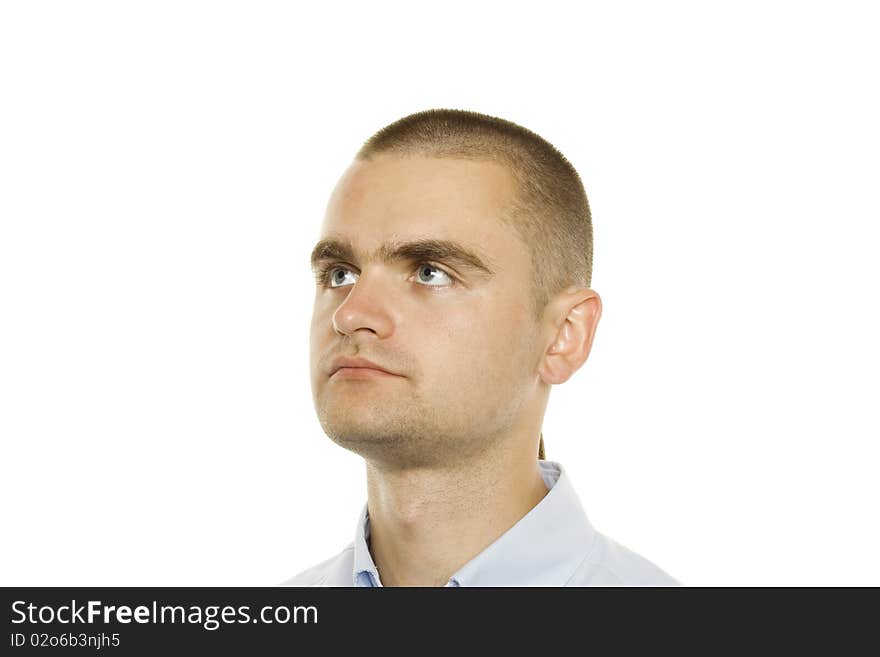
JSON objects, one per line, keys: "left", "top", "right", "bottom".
{"left": 280, "top": 545, "right": 355, "bottom": 587}
{"left": 569, "top": 532, "right": 680, "bottom": 586}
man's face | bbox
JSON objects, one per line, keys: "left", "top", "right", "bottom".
{"left": 310, "top": 154, "right": 542, "bottom": 470}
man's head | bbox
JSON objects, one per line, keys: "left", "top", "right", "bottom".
{"left": 309, "top": 109, "right": 601, "bottom": 471}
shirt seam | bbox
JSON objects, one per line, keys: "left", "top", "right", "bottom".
{"left": 563, "top": 529, "right": 601, "bottom": 586}
{"left": 570, "top": 536, "right": 664, "bottom": 586}
{"left": 584, "top": 537, "right": 669, "bottom": 585}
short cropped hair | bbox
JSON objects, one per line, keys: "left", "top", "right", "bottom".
{"left": 355, "top": 108, "right": 593, "bottom": 323}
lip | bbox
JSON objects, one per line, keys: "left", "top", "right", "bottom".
{"left": 329, "top": 356, "right": 400, "bottom": 377}
{"left": 331, "top": 367, "right": 400, "bottom": 379}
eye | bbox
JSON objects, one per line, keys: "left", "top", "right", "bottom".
{"left": 326, "top": 266, "right": 357, "bottom": 288}
{"left": 413, "top": 264, "right": 454, "bottom": 287}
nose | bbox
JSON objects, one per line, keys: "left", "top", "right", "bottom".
{"left": 331, "top": 270, "right": 395, "bottom": 338}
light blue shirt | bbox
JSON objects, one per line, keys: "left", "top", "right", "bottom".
{"left": 283, "top": 460, "right": 678, "bottom": 586}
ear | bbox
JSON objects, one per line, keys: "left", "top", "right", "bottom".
{"left": 538, "top": 288, "right": 602, "bottom": 385}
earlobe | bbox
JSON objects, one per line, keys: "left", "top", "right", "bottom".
{"left": 538, "top": 289, "right": 602, "bottom": 385}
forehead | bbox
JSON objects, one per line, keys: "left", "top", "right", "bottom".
{"left": 320, "top": 154, "right": 522, "bottom": 255}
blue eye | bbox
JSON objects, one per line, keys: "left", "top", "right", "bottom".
{"left": 328, "top": 267, "right": 357, "bottom": 288}
{"left": 415, "top": 264, "right": 454, "bottom": 287}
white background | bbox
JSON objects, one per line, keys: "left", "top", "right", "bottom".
{"left": 1, "top": 1, "right": 877, "bottom": 586}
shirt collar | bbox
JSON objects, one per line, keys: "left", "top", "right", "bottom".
{"left": 352, "top": 460, "right": 596, "bottom": 586}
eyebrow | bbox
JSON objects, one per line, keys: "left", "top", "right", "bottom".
{"left": 310, "top": 236, "right": 496, "bottom": 278}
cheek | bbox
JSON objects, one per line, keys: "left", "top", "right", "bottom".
{"left": 469, "top": 297, "right": 535, "bottom": 385}
{"left": 424, "top": 303, "right": 523, "bottom": 386}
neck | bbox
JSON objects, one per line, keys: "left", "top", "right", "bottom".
{"left": 364, "top": 442, "right": 549, "bottom": 587}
